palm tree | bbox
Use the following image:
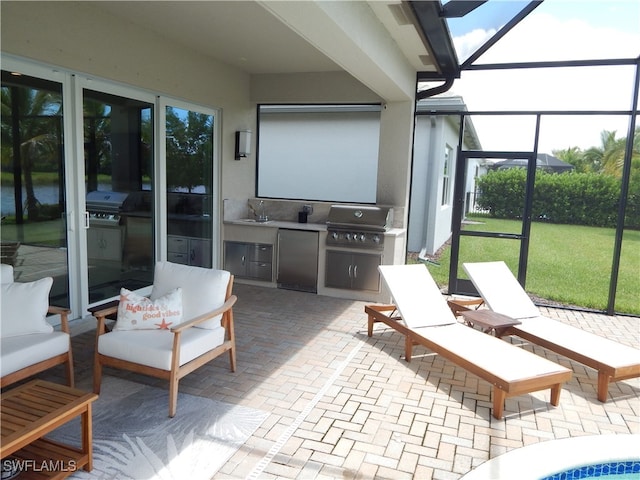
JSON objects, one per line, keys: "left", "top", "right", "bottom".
{"left": 1, "top": 83, "right": 62, "bottom": 221}
{"left": 553, "top": 146, "right": 588, "bottom": 172}
{"left": 582, "top": 130, "right": 626, "bottom": 178}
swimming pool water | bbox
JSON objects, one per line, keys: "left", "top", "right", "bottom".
{"left": 541, "top": 461, "right": 640, "bottom": 479}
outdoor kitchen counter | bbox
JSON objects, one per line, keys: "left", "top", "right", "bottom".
{"left": 224, "top": 219, "right": 405, "bottom": 237}
{"left": 224, "top": 219, "right": 328, "bottom": 231}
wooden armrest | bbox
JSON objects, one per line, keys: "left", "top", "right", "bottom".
{"left": 91, "top": 303, "right": 119, "bottom": 319}
{"left": 171, "top": 295, "right": 237, "bottom": 333}
{"left": 447, "top": 298, "right": 484, "bottom": 315}
{"left": 90, "top": 302, "right": 119, "bottom": 336}
{"left": 48, "top": 305, "right": 70, "bottom": 316}
{"left": 49, "top": 305, "right": 71, "bottom": 333}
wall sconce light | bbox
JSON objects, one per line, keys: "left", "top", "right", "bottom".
{"left": 235, "top": 130, "right": 252, "bottom": 160}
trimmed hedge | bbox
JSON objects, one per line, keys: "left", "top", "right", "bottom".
{"left": 476, "top": 169, "right": 639, "bottom": 228}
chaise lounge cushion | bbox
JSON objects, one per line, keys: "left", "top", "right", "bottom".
{"left": 1, "top": 276, "right": 54, "bottom": 337}
{"left": 379, "top": 264, "right": 456, "bottom": 328}
{"left": 150, "top": 261, "right": 230, "bottom": 330}
{"left": 97, "top": 327, "right": 225, "bottom": 371}
{"left": 0, "top": 332, "right": 70, "bottom": 377}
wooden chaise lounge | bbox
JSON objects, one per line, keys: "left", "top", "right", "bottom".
{"left": 463, "top": 261, "right": 640, "bottom": 402}
{"left": 365, "top": 264, "right": 572, "bottom": 420}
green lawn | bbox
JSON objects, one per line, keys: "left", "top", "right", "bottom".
{"left": 423, "top": 217, "right": 640, "bottom": 316}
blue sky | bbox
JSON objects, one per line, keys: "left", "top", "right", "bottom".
{"left": 546, "top": 0, "right": 639, "bottom": 34}
{"left": 440, "top": 0, "right": 640, "bottom": 153}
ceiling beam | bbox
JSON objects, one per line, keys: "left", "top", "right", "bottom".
{"left": 258, "top": 1, "right": 417, "bottom": 102}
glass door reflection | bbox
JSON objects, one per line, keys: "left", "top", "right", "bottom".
{"left": 165, "top": 106, "right": 213, "bottom": 268}
{"left": 83, "top": 89, "right": 154, "bottom": 303}
{"left": 0, "top": 70, "right": 69, "bottom": 307}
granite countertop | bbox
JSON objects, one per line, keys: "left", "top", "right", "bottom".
{"left": 224, "top": 219, "right": 328, "bottom": 232}
{"left": 224, "top": 219, "right": 405, "bottom": 236}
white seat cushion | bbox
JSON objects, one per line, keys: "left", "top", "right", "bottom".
{"left": 0, "top": 332, "right": 70, "bottom": 377}
{"left": 150, "top": 262, "right": 230, "bottom": 329}
{"left": 98, "top": 326, "right": 225, "bottom": 371}
{"left": 1, "top": 264, "right": 14, "bottom": 284}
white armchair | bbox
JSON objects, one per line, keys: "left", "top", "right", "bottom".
{"left": 0, "top": 264, "right": 74, "bottom": 388}
{"left": 92, "top": 261, "right": 237, "bottom": 417}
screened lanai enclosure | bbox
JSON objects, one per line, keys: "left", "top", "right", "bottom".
{"left": 410, "top": 0, "right": 639, "bottom": 315}
{"left": 1, "top": 0, "right": 638, "bottom": 317}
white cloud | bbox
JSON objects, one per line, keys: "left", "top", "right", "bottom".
{"left": 445, "top": 9, "right": 639, "bottom": 153}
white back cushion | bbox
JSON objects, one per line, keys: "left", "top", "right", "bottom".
{"left": 463, "top": 261, "right": 540, "bottom": 319}
{"left": 1, "top": 264, "right": 14, "bottom": 284}
{"left": 115, "top": 287, "right": 183, "bottom": 331}
{"left": 1, "top": 277, "right": 54, "bottom": 337}
{"left": 150, "top": 262, "right": 230, "bottom": 329}
{"left": 379, "top": 264, "right": 457, "bottom": 329}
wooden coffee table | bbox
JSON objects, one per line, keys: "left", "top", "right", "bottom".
{"left": 1, "top": 380, "right": 98, "bottom": 479}
{"left": 460, "top": 309, "right": 521, "bottom": 337}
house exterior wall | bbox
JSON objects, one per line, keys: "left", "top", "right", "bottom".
{"left": 1, "top": 1, "right": 257, "bottom": 201}
{"left": 408, "top": 115, "right": 456, "bottom": 255}
{"left": 409, "top": 114, "right": 469, "bottom": 256}
{"left": 1, "top": 2, "right": 414, "bottom": 220}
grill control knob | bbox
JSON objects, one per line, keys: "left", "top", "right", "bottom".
{"left": 345, "top": 233, "right": 352, "bottom": 241}
{"left": 372, "top": 234, "right": 381, "bottom": 243}
{"left": 359, "top": 234, "right": 366, "bottom": 242}
{"left": 331, "top": 231, "right": 339, "bottom": 240}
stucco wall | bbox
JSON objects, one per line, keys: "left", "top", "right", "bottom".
{"left": 409, "top": 115, "right": 456, "bottom": 256}
{"left": 1, "top": 1, "right": 255, "bottom": 200}
{"left": 1, "top": 1, "right": 414, "bottom": 229}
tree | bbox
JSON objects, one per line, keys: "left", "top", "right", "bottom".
{"left": 1, "top": 84, "right": 62, "bottom": 221}
{"left": 553, "top": 146, "right": 589, "bottom": 172}
{"left": 582, "top": 130, "right": 625, "bottom": 178}
{"left": 165, "top": 108, "right": 213, "bottom": 193}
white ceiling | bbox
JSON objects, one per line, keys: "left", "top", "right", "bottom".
{"left": 92, "top": 1, "right": 437, "bottom": 75}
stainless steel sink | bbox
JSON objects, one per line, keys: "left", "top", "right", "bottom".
{"left": 239, "top": 218, "right": 272, "bottom": 224}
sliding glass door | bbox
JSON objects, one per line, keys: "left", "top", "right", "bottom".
{"left": 2, "top": 57, "right": 221, "bottom": 319}
{"left": 1, "top": 70, "right": 70, "bottom": 307}
{"left": 164, "top": 104, "right": 215, "bottom": 268}
{"left": 83, "top": 89, "right": 155, "bottom": 303}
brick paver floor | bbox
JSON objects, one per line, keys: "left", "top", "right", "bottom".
{"left": 57, "top": 283, "right": 639, "bottom": 479}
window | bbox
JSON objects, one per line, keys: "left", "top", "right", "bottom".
{"left": 257, "top": 104, "right": 381, "bottom": 203}
{"left": 442, "top": 144, "right": 453, "bottom": 206}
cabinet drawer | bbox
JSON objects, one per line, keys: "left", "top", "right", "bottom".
{"left": 168, "top": 252, "right": 189, "bottom": 265}
{"left": 249, "top": 244, "right": 272, "bottom": 263}
{"left": 168, "top": 236, "right": 189, "bottom": 253}
{"left": 248, "top": 261, "right": 272, "bottom": 281}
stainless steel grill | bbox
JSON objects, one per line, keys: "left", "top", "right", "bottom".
{"left": 326, "top": 205, "right": 392, "bottom": 250}
{"left": 86, "top": 191, "right": 129, "bottom": 227}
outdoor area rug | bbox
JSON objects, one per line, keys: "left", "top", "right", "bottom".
{"left": 49, "top": 376, "right": 269, "bottom": 480}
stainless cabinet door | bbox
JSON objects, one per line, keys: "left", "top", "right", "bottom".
{"left": 325, "top": 250, "right": 353, "bottom": 289}
{"left": 351, "top": 253, "right": 381, "bottom": 292}
{"left": 224, "top": 241, "right": 247, "bottom": 277}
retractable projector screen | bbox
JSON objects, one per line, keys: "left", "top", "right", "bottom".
{"left": 257, "top": 105, "right": 381, "bottom": 203}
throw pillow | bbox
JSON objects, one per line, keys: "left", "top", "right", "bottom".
{"left": 1, "top": 277, "right": 54, "bottom": 337}
{"left": 150, "top": 261, "right": 230, "bottom": 329}
{"left": 114, "top": 287, "right": 183, "bottom": 331}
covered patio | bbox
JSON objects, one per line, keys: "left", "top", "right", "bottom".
{"left": 53, "top": 284, "right": 639, "bottom": 479}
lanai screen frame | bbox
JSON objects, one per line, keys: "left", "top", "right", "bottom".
{"left": 410, "top": 1, "right": 639, "bottom": 316}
